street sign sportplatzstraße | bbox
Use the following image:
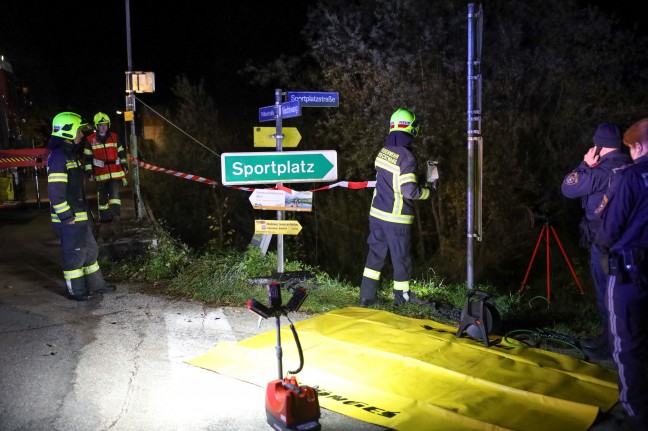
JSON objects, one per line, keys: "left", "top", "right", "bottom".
{"left": 286, "top": 91, "right": 339, "bottom": 108}
{"left": 221, "top": 151, "right": 337, "bottom": 185}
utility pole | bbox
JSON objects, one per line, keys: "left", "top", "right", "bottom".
{"left": 125, "top": 0, "right": 144, "bottom": 219}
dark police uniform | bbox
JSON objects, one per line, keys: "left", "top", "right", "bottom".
{"left": 360, "top": 131, "right": 430, "bottom": 303}
{"left": 595, "top": 154, "right": 648, "bottom": 423}
{"left": 561, "top": 151, "right": 631, "bottom": 343}
{"left": 47, "top": 136, "right": 108, "bottom": 299}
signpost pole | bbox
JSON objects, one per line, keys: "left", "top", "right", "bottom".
{"left": 248, "top": 88, "right": 337, "bottom": 277}
{"left": 125, "top": 0, "right": 144, "bottom": 220}
{"left": 275, "top": 88, "right": 284, "bottom": 274}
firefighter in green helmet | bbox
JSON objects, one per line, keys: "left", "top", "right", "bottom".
{"left": 83, "top": 112, "right": 128, "bottom": 226}
{"left": 47, "top": 112, "right": 116, "bottom": 300}
{"left": 360, "top": 108, "right": 435, "bottom": 306}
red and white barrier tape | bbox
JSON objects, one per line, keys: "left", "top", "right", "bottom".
{"left": 131, "top": 157, "right": 374, "bottom": 193}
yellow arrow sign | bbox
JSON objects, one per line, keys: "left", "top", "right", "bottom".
{"left": 253, "top": 127, "right": 301, "bottom": 148}
{"left": 254, "top": 220, "right": 302, "bottom": 235}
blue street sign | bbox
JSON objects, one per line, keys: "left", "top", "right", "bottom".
{"left": 286, "top": 91, "right": 339, "bottom": 108}
{"left": 259, "top": 105, "right": 276, "bottom": 122}
{"left": 281, "top": 100, "right": 302, "bottom": 119}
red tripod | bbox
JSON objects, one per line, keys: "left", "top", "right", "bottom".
{"left": 518, "top": 221, "right": 584, "bottom": 301}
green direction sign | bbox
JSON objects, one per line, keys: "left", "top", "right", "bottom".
{"left": 221, "top": 151, "right": 337, "bottom": 185}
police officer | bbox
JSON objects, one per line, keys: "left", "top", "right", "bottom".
{"left": 561, "top": 123, "right": 631, "bottom": 358}
{"left": 360, "top": 108, "right": 433, "bottom": 306}
{"left": 83, "top": 112, "right": 128, "bottom": 225}
{"left": 595, "top": 118, "right": 648, "bottom": 430}
{"left": 47, "top": 112, "right": 116, "bottom": 301}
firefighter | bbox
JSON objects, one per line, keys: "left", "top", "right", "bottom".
{"left": 561, "top": 122, "right": 631, "bottom": 359}
{"left": 47, "top": 112, "right": 116, "bottom": 301}
{"left": 360, "top": 108, "right": 433, "bottom": 306}
{"left": 594, "top": 118, "right": 648, "bottom": 430}
{"left": 83, "top": 112, "right": 128, "bottom": 225}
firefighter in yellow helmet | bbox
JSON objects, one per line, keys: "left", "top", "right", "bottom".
{"left": 360, "top": 108, "right": 435, "bottom": 306}
{"left": 83, "top": 112, "right": 128, "bottom": 226}
{"left": 47, "top": 112, "right": 116, "bottom": 300}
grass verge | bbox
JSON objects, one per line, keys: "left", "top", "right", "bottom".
{"left": 101, "top": 229, "right": 603, "bottom": 347}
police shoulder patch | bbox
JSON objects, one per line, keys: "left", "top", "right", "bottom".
{"left": 563, "top": 172, "right": 578, "bottom": 185}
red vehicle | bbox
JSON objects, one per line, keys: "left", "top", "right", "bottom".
{"left": 0, "top": 55, "right": 47, "bottom": 208}
{"left": 0, "top": 56, "right": 42, "bottom": 206}
{"left": 0, "top": 55, "right": 30, "bottom": 150}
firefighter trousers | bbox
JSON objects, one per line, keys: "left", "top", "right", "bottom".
{"left": 360, "top": 224, "right": 412, "bottom": 301}
{"left": 55, "top": 221, "right": 106, "bottom": 297}
{"left": 97, "top": 179, "right": 122, "bottom": 222}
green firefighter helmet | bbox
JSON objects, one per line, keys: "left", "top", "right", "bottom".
{"left": 51, "top": 112, "right": 84, "bottom": 139}
{"left": 94, "top": 112, "right": 111, "bottom": 127}
{"left": 389, "top": 108, "right": 420, "bottom": 137}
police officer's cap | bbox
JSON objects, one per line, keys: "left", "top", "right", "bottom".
{"left": 593, "top": 123, "right": 622, "bottom": 148}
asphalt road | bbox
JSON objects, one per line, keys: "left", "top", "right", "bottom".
{"left": 0, "top": 188, "right": 387, "bottom": 431}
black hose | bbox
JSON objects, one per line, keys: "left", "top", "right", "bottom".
{"left": 286, "top": 318, "right": 304, "bottom": 375}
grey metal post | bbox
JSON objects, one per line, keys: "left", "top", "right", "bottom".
{"left": 275, "top": 88, "right": 284, "bottom": 274}
{"left": 125, "top": 0, "right": 144, "bottom": 220}
{"left": 467, "top": 3, "right": 483, "bottom": 289}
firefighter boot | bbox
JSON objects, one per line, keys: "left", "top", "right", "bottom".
{"left": 393, "top": 289, "right": 426, "bottom": 306}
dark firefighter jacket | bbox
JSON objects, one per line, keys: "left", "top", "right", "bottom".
{"left": 369, "top": 131, "right": 430, "bottom": 226}
{"left": 47, "top": 136, "right": 89, "bottom": 224}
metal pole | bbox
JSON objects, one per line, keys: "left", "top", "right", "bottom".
{"left": 125, "top": 0, "right": 144, "bottom": 219}
{"left": 275, "top": 315, "right": 283, "bottom": 379}
{"left": 466, "top": 3, "right": 483, "bottom": 289}
{"left": 467, "top": 4, "right": 475, "bottom": 290}
{"left": 275, "top": 88, "right": 284, "bottom": 274}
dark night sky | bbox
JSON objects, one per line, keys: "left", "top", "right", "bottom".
{"left": 1, "top": 1, "right": 645, "bottom": 128}
{"left": 0, "top": 1, "right": 312, "bottom": 124}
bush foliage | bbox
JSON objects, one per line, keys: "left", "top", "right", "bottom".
{"left": 139, "top": 1, "right": 648, "bottom": 301}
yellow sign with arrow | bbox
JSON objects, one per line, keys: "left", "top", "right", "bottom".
{"left": 253, "top": 127, "right": 301, "bottom": 148}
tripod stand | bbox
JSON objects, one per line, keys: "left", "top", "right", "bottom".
{"left": 518, "top": 219, "right": 584, "bottom": 301}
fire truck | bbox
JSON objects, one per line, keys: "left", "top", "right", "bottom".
{"left": 0, "top": 55, "right": 45, "bottom": 208}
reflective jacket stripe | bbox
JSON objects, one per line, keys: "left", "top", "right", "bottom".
{"left": 369, "top": 207, "right": 414, "bottom": 224}
{"left": 53, "top": 201, "right": 71, "bottom": 214}
{"left": 51, "top": 211, "right": 89, "bottom": 223}
{"left": 48, "top": 173, "right": 67, "bottom": 182}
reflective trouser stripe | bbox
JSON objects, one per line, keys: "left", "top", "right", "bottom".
{"left": 363, "top": 267, "right": 380, "bottom": 281}
{"left": 394, "top": 280, "right": 410, "bottom": 291}
{"left": 84, "top": 261, "right": 100, "bottom": 275}
{"left": 64, "top": 268, "right": 84, "bottom": 280}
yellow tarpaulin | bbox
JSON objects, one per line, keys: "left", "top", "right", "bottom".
{"left": 188, "top": 307, "right": 618, "bottom": 431}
